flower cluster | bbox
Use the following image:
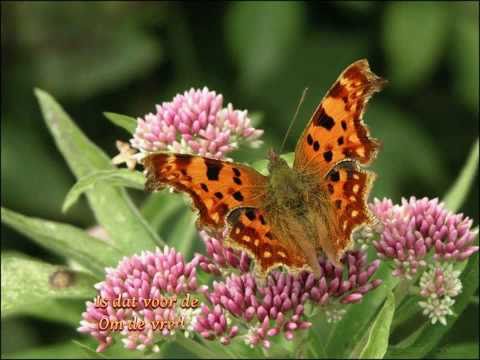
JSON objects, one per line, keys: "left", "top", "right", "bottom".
{"left": 78, "top": 247, "right": 199, "bottom": 352}
{"left": 131, "top": 87, "right": 263, "bottom": 160}
{"left": 79, "top": 229, "right": 382, "bottom": 352}
{"left": 418, "top": 263, "right": 462, "bottom": 325}
{"left": 370, "top": 197, "right": 478, "bottom": 279}
{"left": 196, "top": 230, "right": 251, "bottom": 276}
{"left": 369, "top": 196, "right": 477, "bottom": 325}
{"left": 194, "top": 228, "right": 382, "bottom": 348}
{"left": 86, "top": 86, "right": 477, "bottom": 354}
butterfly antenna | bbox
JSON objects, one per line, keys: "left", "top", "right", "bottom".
{"left": 279, "top": 87, "right": 309, "bottom": 154}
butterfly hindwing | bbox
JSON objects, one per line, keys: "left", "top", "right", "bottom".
{"left": 322, "top": 162, "right": 376, "bottom": 261}
{"left": 225, "top": 207, "right": 308, "bottom": 277}
{"left": 143, "top": 153, "right": 268, "bottom": 233}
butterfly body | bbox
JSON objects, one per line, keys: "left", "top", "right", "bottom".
{"left": 144, "top": 59, "right": 386, "bottom": 280}
{"left": 262, "top": 152, "right": 328, "bottom": 276}
{"left": 265, "top": 153, "right": 309, "bottom": 217}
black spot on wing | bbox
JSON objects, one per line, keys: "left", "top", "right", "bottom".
{"left": 233, "top": 168, "right": 241, "bottom": 177}
{"left": 214, "top": 192, "right": 223, "bottom": 199}
{"left": 233, "top": 177, "right": 242, "bottom": 185}
{"left": 341, "top": 120, "right": 347, "bottom": 131}
{"left": 314, "top": 108, "right": 335, "bottom": 130}
{"left": 200, "top": 183, "right": 209, "bottom": 192}
{"left": 307, "top": 134, "right": 313, "bottom": 145}
{"left": 205, "top": 159, "right": 222, "bottom": 181}
{"left": 313, "top": 141, "right": 320, "bottom": 152}
{"left": 174, "top": 154, "right": 192, "bottom": 167}
{"left": 245, "top": 209, "right": 256, "bottom": 221}
{"left": 259, "top": 215, "right": 266, "bottom": 225}
{"left": 337, "top": 136, "right": 344, "bottom": 145}
{"left": 233, "top": 191, "right": 244, "bottom": 202}
{"left": 330, "top": 170, "right": 340, "bottom": 182}
{"left": 323, "top": 151, "right": 333, "bottom": 162}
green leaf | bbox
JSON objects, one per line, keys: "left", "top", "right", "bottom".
{"left": 173, "top": 335, "right": 225, "bottom": 359}
{"left": 352, "top": 292, "right": 395, "bottom": 359}
{"left": 72, "top": 341, "right": 107, "bottom": 359}
{"left": 311, "top": 262, "right": 400, "bottom": 358}
{"left": 20, "top": 299, "right": 86, "bottom": 327}
{"left": 386, "top": 252, "right": 479, "bottom": 358}
{"left": 103, "top": 112, "right": 137, "bottom": 134}
{"left": 443, "top": 139, "right": 479, "bottom": 213}
{"left": 142, "top": 191, "right": 200, "bottom": 259}
{"left": 141, "top": 191, "right": 187, "bottom": 233}
{"left": 63, "top": 169, "right": 145, "bottom": 212}
{"left": 1, "top": 253, "right": 97, "bottom": 317}
{"left": 1, "top": 207, "right": 123, "bottom": 276}
{"left": 226, "top": 2, "right": 305, "bottom": 89}
{"left": 390, "top": 295, "right": 423, "bottom": 333}
{"left": 35, "top": 88, "right": 163, "bottom": 254}
{"left": 166, "top": 210, "right": 199, "bottom": 260}
{"left": 383, "top": 2, "right": 449, "bottom": 90}
{"left": 431, "top": 342, "right": 479, "bottom": 359}
{"left": 6, "top": 341, "right": 94, "bottom": 359}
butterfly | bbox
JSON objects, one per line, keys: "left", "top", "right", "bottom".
{"left": 143, "top": 59, "right": 386, "bottom": 279}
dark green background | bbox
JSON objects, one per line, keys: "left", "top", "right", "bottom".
{"left": 1, "top": 1, "right": 478, "bottom": 357}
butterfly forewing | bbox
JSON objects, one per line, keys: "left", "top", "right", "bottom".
{"left": 143, "top": 153, "right": 268, "bottom": 233}
{"left": 292, "top": 59, "right": 385, "bottom": 263}
{"left": 293, "top": 59, "right": 385, "bottom": 176}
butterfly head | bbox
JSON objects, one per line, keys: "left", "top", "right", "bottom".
{"left": 267, "top": 148, "right": 289, "bottom": 173}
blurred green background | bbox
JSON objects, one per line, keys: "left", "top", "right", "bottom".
{"left": 1, "top": 1, "right": 478, "bottom": 357}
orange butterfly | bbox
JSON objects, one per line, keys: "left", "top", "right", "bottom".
{"left": 143, "top": 59, "right": 386, "bottom": 279}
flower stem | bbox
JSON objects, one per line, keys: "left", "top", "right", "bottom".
{"left": 175, "top": 336, "right": 226, "bottom": 359}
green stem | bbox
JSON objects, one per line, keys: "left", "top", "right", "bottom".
{"left": 175, "top": 336, "right": 224, "bottom": 359}
{"left": 198, "top": 335, "right": 238, "bottom": 359}
{"left": 393, "top": 278, "right": 412, "bottom": 305}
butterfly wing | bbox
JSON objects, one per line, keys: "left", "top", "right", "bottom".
{"left": 318, "top": 162, "right": 376, "bottom": 262}
{"left": 293, "top": 59, "right": 385, "bottom": 176}
{"left": 225, "top": 207, "right": 310, "bottom": 278}
{"left": 293, "top": 59, "right": 385, "bottom": 264}
{"left": 143, "top": 153, "right": 268, "bottom": 233}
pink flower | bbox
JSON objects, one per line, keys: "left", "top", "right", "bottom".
{"left": 131, "top": 87, "right": 263, "bottom": 160}
{"left": 196, "top": 230, "right": 251, "bottom": 275}
{"left": 78, "top": 246, "right": 199, "bottom": 352}
{"left": 370, "top": 197, "right": 478, "bottom": 279}
{"left": 418, "top": 263, "right": 462, "bottom": 325}
{"left": 195, "top": 249, "right": 381, "bottom": 348}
